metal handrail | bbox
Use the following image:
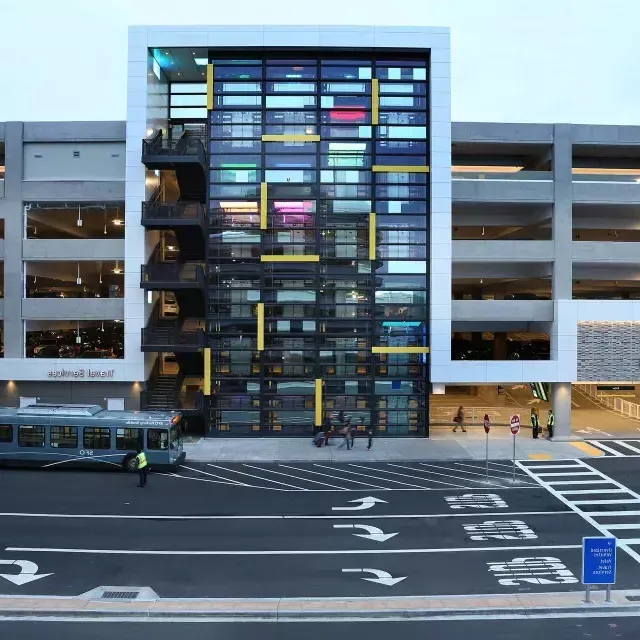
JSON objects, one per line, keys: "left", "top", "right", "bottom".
{"left": 143, "top": 356, "right": 161, "bottom": 393}
{"left": 142, "top": 200, "right": 205, "bottom": 222}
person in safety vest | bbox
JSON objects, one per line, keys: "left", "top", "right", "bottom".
{"left": 547, "top": 410, "right": 554, "bottom": 441}
{"left": 531, "top": 408, "right": 540, "bottom": 440}
{"left": 136, "top": 446, "right": 148, "bottom": 488}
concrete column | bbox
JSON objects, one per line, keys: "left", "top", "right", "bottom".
{"left": 551, "top": 382, "right": 572, "bottom": 439}
{"left": 0, "top": 123, "right": 25, "bottom": 358}
{"left": 551, "top": 124, "right": 573, "bottom": 301}
{"left": 493, "top": 332, "right": 507, "bottom": 359}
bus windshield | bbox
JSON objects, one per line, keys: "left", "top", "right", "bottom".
{"left": 170, "top": 424, "right": 182, "bottom": 450}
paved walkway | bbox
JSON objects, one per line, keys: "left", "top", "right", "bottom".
{"left": 183, "top": 430, "right": 600, "bottom": 463}
{"left": 0, "top": 590, "right": 637, "bottom": 619}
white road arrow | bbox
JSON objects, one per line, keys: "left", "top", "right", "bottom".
{"left": 575, "top": 427, "right": 614, "bottom": 436}
{"left": 0, "top": 560, "right": 52, "bottom": 586}
{"left": 342, "top": 568, "right": 407, "bottom": 586}
{"left": 332, "top": 497, "right": 388, "bottom": 512}
{"left": 333, "top": 524, "right": 399, "bottom": 542}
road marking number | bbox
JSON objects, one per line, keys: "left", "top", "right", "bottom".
{"left": 487, "top": 556, "right": 578, "bottom": 586}
{"left": 464, "top": 520, "right": 537, "bottom": 541}
{"left": 446, "top": 493, "right": 507, "bottom": 510}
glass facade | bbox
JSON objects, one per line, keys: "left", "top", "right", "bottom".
{"left": 206, "top": 53, "right": 430, "bottom": 436}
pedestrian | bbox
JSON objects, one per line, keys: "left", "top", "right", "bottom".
{"left": 367, "top": 428, "right": 373, "bottom": 451}
{"left": 452, "top": 406, "right": 466, "bottom": 433}
{"left": 349, "top": 420, "right": 356, "bottom": 449}
{"left": 547, "top": 409, "right": 554, "bottom": 441}
{"left": 338, "top": 424, "right": 351, "bottom": 449}
{"left": 313, "top": 430, "right": 325, "bottom": 447}
{"left": 531, "top": 408, "right": 540, "bottom": 440}
{"left": 136, "top": 446, "right": 148, "bottom": 488}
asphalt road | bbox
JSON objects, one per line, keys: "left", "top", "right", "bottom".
{"left": 0, "top": 459, "right": 639, "bottom": 600}
{"left": 1, "top": 619, "right": 639, "bottom": 640}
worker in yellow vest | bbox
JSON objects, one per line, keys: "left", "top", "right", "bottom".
{"left": 136, "top": 446, "right": 148, "bottom": 488}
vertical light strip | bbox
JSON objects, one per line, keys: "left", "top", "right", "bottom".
{"left": 371, "top": 78, "right": 379, "bottom": 125}
{"left": 257, "top": 302, "right": 264, "bottom": 351}
{"left": 206, "top": 64, "right": 214, "bottom": 110}
{"left": 203, "top": 347, "right": 211, "bottom": 396}
{"left": 260, "top": 182, "right": 267, "bottom": 230}
{"left": 368, "top": 212, "right": 376, "bottom": 260}
{"left": 315, "top": 379, "right": 322, "bottom": 427}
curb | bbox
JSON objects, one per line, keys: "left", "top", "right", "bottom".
{"left": 2, "top": 603, "right": 639, "bottom": 620}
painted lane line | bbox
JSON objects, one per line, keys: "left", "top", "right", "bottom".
{"left": 587, "top": 441, "right": 625, "bottom": 457}
{"left": 385, "top": 463, "right": 478, "bottom": 489}
{"left": 516, "top": 458, "right": 640, "bottom": 567}
{"left": 349, "top": 463, "right": 503, "bottom": 490}
{"left": 0, "top": 510, "right": 574, "bottom": 520}
{"left": 206, "top": 464, "right": 308, "bottom": 490}
{"left": 615, "top": 441, "right": 640, "bottom": 455}
{"left": 424, "top": 462, "right": 533, "bottom": 483}
{"left": 601, "top": 524, "right": 640, "bottom": 530}
{"left": 169, "top": 473, "right": 288, "bottom": 492}
{"left": 619, "top": 539, "right": 640, "bottom": 544}
{"left": 451, "top": 462, "right": 531, "bottom": 479}
{"left": 5, "top": 544, "right": 583, "bottom": 556}
{"left": 572, "top": 499, "right": 640, "bottom": 505}
{"left": 282, "top": 465, "right": 391, "bottom": 491}
{"left": 343, "top": 464, "right": 444, "bottom": 489}
{"left": 417, "top": 462, "right": 520, "bottom": 486}
{"left": 274, "top": 465, "right": 352, "bottom": 490}
{"left": 181, "top": 466, "right": 250, "bottom": 487}
{"left": 242, "top": 464, "right": 344, "bottom": 491}
{"left": 314, "top": 464, "right": 427, "bottom": 489}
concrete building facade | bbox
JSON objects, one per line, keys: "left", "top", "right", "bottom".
{"left": 0, "top": 25, "right": 639, "bottom": 436}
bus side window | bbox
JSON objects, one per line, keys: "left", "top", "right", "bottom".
{"left": 148, "top": 429, "right": 169, "bottom": 450}
{"left": 83, "top": 427, "right": 111, "bottom": 450}
{"left": 116, "top": 428, "right": 142, "bottom": 451}
{"left": 50, "top": 426, "right": 78, "bottom": 448}
{"left": 0, "top": 425, "right": 12, "bottom": 443}
{"left": 18, "top": 425, "right": 45, "bottom": 448}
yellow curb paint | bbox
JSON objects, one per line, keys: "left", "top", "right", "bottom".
{"left": 570, "top": 441, "right": 605, "bottom": 457}
{"left": 528, "top": 453, "right": 552, "bottom": 460}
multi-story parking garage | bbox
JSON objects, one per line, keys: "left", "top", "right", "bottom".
{"left": 0, "top": 25, "right": 640, "bottom": 437}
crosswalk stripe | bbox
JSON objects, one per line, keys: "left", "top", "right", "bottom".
{"left": 516, "top": 458, "right": 640, "bottom": 567}
{"left": 615, "top": 441, "right": 640, "bottom": 454}
{"left": 585, "top": 510, "right": 640, "bottom": 517}
{"left": 536, "top": 472, "right": 597, "bottom": 477}
{"left": 572, "top": 499, "right": 640, "bottom": 505}
{"left": 587, "top": 441, "right": 625, "bottom": 456}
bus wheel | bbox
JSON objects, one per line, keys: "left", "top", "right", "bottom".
{"left": 122, "top": 454, "right": 138, "bottom": 473}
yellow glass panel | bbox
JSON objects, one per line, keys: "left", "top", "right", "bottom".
{"left": 203, "top": 347, "right": 211, "bottom": 395}
{"left": 206, "top": 64, "right": 214, "bottom": 110}
{"left": 257, "top": 302, "right": 264, "bottom": 352}
{"left": 315, "top": 379, "right": 322, "bottom": 427}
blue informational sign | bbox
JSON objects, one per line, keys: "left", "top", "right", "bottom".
{"left": 582, "top": 537, "right": 617, "bottom": 585}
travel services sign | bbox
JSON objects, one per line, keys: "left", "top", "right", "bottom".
{"left": 47, "top": 369, "right": 115, "bottom": 379}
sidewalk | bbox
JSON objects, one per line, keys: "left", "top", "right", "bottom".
{"left": 0, "top": 589, "right": 638, "bottom": 620}
{"left": 183, "top": 429, "right": 600, "bottom": 463}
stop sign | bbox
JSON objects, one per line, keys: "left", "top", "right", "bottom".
{"left": 510, "top": 414, "right": 521, "bottom": 435}
{"left": 483, "top": 415, "right": 491, "bottom": 434}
